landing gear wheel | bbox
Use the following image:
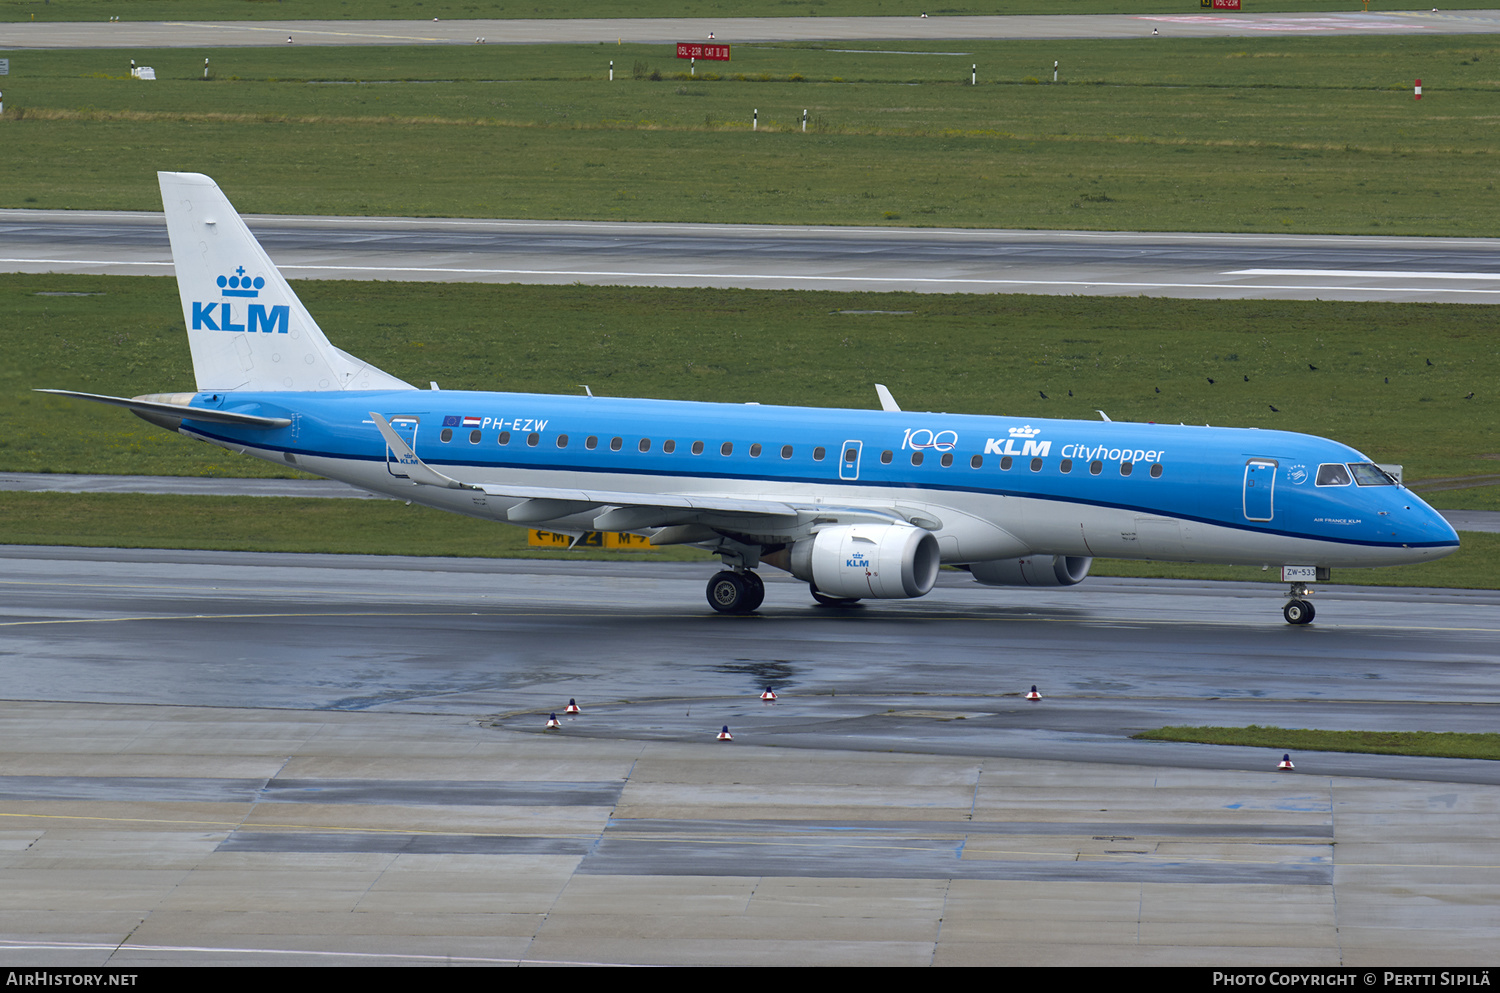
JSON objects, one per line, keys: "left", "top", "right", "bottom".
{"left": 740, "top": 571, "right": 765, "bottom": 611}
{"left": 810, "top": 583, "right": 861, "bottom": 608}
{"left": 707, "top": 571, "right": 755, "bottom": 615}
{"left": 1283, "top": 599, "right": 1315, "bottom": 625}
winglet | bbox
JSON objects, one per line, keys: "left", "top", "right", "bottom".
{"left": 369, "top": 411, "right": 472, "bottom": 489}
{"left": 875, "top": 384, "right": 901, "bottom": 412}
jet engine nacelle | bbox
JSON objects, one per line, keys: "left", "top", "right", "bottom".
{"left": 969, "top": 555, "right": 1092, "bottom": 588}
{"left": 789, "top": 524, "right": 941, "bottom": 600}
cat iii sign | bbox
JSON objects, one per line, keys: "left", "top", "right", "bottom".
{"left": 1200, "top": 0, "right": 1242, "bottom": 7}
{"left": 677, "top": 43, "right": 731, "bottom": 61}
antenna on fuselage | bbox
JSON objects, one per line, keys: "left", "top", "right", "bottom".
{"left": 1096, "top": 410, "right": 1111, "bottom": 421}
{"left": 874, "top": 384, "right": 901, "bottom": 412}
{"left": 580, "top": 385, "right": 594, "bottom": 397}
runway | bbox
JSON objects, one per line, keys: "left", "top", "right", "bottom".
{"left": 7, "top": 209, "right": 1500, "bottom": 302}
{"left": 1, "top": 545, "right": 1498, "bottom": 965}
{"left": 6, "top": 11, "right": 1500, "bottom": 49}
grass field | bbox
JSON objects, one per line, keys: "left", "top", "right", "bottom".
{"left": 8, "top": 273, "right": 1497, "bottom": 481}
{"left": 8, "top": 1, "right": 1500, "bottom": 23}
{"left": 1135, "top": 725, "right": 1500, "bottom": 761}
{"left": 4, "top": 36, "right": 1500, "bottom": 233}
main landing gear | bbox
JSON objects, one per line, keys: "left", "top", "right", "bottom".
{"left": 1283, "top": 582, "right": 1316, "bottom": 625}
{"left": 706, "top": 570, "right": 764, "bottom": 615}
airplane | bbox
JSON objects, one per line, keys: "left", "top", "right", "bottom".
{"left": 42, "top": 172, "right": 1460, "bottom": 624}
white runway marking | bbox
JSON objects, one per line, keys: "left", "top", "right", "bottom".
{"left": 1229, "top": 268, "right": 1500, "bottom": 281}
{"left": 15, "top": 257, "right": 1500, "bottom": 296}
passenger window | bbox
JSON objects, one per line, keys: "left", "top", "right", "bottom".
{"left": 556, "top": 434, "right": 568, "bottom": 448}
{"left": 881, "top": 450, "right": 893, "bottom": 464}
{"left": 940, "top": 453, "right": 953, "bottom": 467}
{"left": 1317, "top": 463, "right": 1352, "bottom": 486}
{"left": 610, "top": 437, "right": 623, "bottom": 452}
{"left": 1060, "top": 458, "right": 1073, "bottom": 474}
{"left": 750, "top": 443, "right": 762, "bottom": 458}
{"left": 639, "top": 438, "right": 651, "bottom": 452}
{"left": 585, "top": 436, "right": 597, "bottom": 450}
{"left": 970, "top": 454, "right": 983, "bottom": 469}
{"left": 470, "top": 429, "right": 482, "bottom": 444}
{"left": 813, "top": 447, "right": 826, "bottom": 461}
{"left": 1150, "top": 463, "right": 1163, "bottom": 478}
{"left": 721, "top": 442, "right": 733, "bottom": 456}
{"left": 498, "top": 431, "right": 511, "bottom": 446}
{"left": 663, "top": 439, "right": 676, "bottom": 454}
{"left": 527, "top": 433, "right": 539, "bottom": 447}
{"left": 781, "top": 445, "right": 793, "bottom": 459}
{"left": 692, "top": 441, "right": 704, "bottom": 455}
{"left": 440, "top": 428, "right": 453, "bottom": 443}
{"left": 1000, "top": 456, "right": 1013, "bottom": 471}
{"left": 910, "top": 451, "right": 923, "bottom": 466}
{"left": 1120, "top": 461, "right": 1133, "bottom": 476}
{"left": 1089, "top": 460, "right": 1102, "bottom": 475}
{"left": 1030, "top": 458, "right": 1042, "bottom": 472}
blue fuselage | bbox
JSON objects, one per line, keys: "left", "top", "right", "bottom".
{"left": 177, "top": 389, "right": 1458, "bottom": 569}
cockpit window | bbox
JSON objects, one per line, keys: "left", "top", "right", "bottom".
{"left": 1316, "top": 463, "right": 1352, "bottom": 486}
{"left": 1349, "top": 462, "right": 1396, "bottom": 486}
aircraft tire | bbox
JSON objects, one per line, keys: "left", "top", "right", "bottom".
{"left": 707, "top": 571, "right": 753, "bottom": 614}
{"left": 741, "top": 571, "right": 766, "bottom": 612}
{"left": 1283, "top": 599, "right": 1315, "bottom": 625}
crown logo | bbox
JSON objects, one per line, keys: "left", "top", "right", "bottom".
{"left": 1008, "top": 425, "right": 1041, "bottom": 438}
{"left": 218, "top": 266, "right": 264, "bottom": 298}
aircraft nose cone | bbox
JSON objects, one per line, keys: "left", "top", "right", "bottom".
{"left": 1405, "top": 502, "right": 1460, "bottom": 550}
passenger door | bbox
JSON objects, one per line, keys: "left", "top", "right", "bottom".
{"left": 1243, "top": 459, "right": 1277, "bottom": 522}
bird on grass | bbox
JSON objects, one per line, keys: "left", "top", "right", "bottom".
{"left": 1207, "top": 378, "right": 1215, "bottom": 385}
{"left": 1039, "top": 391, "right": 1048, "bottom": 400}
{"left": 1465, "top": 392, "right": 1475, "bottom": 400}
{"left": 1268, "top": 404, "right": 1280, "bottom": 412}
{"left": 1308, "top": 364, "right": 1318, "bottom": 371}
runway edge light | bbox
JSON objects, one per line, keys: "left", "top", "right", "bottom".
{"left": 1026, "top": 685, "right": 1042, "bottom": 701}
{"left": 565, "top": 698, "right": 581, "bottom": 715}
{"left": 718, "top": 725, "right": 733, "bottom": 741}
{"left": 546, "top": 713, "right": 561, "bottom": 730}
{"left": 1279, "top": 753, "right": 1295, "bottom": 771}
{"left": 761, "top": 687, "right": 777, "bottom": 701}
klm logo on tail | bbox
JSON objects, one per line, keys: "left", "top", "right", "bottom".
{"left": 191, "top": 265, "right": 289, "bottom": 334}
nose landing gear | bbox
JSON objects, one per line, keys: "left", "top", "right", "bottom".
{"left": 1283, "top": 582, "right": 1316, "bottom": 625}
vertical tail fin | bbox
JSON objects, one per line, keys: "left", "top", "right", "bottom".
{"left": 158, "top": 171, "right": 414, "bottom": 393}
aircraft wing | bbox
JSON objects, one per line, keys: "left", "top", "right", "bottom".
{"left": 368, "top": 412, "right": 920, "bottom": 533}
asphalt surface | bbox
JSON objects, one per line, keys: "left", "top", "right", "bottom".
{"left": 6, "top": 11, "right": 1500, "bottom": 48}
{"left": 5, "top": 545, "right": 1498, "bottom": 780}
{"left": 8, "top": 210, "right": 1500, "bottom": 302}
{"left": 3, "top": 545, "right": 1498, "bottom": 965}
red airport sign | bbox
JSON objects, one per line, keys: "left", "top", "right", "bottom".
{"left": 1201, "top": 0, "right": 1241, "bottom": 7}
{"left": 677, "top": 43, "right": 731, "bottom": 61}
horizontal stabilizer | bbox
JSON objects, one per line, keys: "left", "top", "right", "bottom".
{"left": 38, "top": 389, "right": 291, "bottom": 428}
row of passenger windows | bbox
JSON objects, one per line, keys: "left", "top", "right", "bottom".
{"left": 443, "top": 427, "right": 828, "bottom": 461}
{"left": 435, "top": 427, "right": 1164, "bottom": 477}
